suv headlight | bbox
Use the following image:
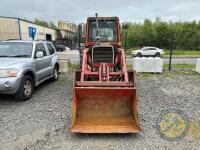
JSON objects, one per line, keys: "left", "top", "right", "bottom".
{"left": 0, "top": 69, "right": 18, "bottom": 78}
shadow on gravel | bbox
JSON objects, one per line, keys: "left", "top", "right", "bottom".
{"left": 73, "top": 133, "right": 140, "bottom": 139}
{"left": 33, "top": 79, "right": 55, "bottom": 94}
{"left": 0, "top": 79, "right": 55, "bottom": 103}
{"left": 59, "top": 123, "right": 142, "bottom": 141}
{"left": 0, "top": 94, "right": 16, "bottom": 102}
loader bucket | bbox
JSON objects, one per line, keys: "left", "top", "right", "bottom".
{"left": 70, "top": 87, "right": 142, "bottom": 133}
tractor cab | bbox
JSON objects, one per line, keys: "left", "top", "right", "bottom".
{"left": 85, "top": 17, "right": 121, "bottom": 48}
{"left": 84, "top": 16, "right": 123, "bottom": 78}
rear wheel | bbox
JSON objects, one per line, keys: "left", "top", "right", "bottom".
{"left": 155, "top": 52, "right": 161, "bottom": 57}
{"left": 14, "top": 75, "right": 34, "bottom": 101}
{"left": 51, "top": 66, "right": 59, "bottom": 81}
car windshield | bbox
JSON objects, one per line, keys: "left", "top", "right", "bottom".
{"left": 0, "top": 42, "right": 33, "bottom": 58}
{"left": 89, "top": 20, "right": 118, "bottom": 42}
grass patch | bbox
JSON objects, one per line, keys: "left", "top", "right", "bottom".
{"left": 136, "top": 70, "right": 199, "bottom": 78}
{"left": 126, "top": 48, "right": 135, "bottom": 55}
{"left": 164, "top": 50, "right": 200, "bottom": 56}
{"left": 163, "top": 64, "right": 195, "bottom": 69}
{"left": 58, "top": 63, "right": 80, "bottom": 84}
{"left": 126, "top": 64, "right": 133, "bottom": 70}
{"left": 126, "top": 48, "right": 200, "bottom": 57}
{"left": 69, "top": 63, "right": 80, "bottom": 72}
{"left": 136, "top": 72, "right": 157, "bottom": 78}
{"left": 58, "top": 74, "right": 72, "bottom": 84}
{"left": 128, "top": 63, "right": 195, "bottom": 70}
{"left": 164, "top": 70, "right": 199, "bottom": 75}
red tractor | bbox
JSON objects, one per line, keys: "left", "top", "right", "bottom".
{"left": 70, "top": 14, "right": 142, "bottom": 133}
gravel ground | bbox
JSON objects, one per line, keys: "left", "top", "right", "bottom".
{"left": 0, "top": 74, "right": 199, "bottom": 150}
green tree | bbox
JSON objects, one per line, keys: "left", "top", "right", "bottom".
{"left": 126, "top": 18, "right": 200, "bottom": 50}
{"left": 49, "top": 21, "right": 57, "bottom": 29}
{"left": 34, "top": 18, "right": 49, "bottom": 27}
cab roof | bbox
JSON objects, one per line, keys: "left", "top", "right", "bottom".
{"left": 87, "top": 17, "right": 119, "bottom": 21}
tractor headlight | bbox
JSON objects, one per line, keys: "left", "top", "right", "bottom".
{"left": 0, "top": 69, "right": 18, "bottom": 78}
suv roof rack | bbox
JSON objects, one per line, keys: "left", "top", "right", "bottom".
{"left": 7, "top": 39, "right": 21, "bottom": 41}
{"left": 35, "top": 39, "right": 52, "bottom": 42}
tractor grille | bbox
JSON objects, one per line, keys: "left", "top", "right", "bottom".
{"left": 92, "top": 46, "right": 114, "bottom": 63}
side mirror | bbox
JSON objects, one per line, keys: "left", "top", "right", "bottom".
{"left": 35, "top": 51, "right": 44, "bottom": 58}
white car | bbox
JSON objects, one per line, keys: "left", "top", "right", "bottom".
{"left": 131, "top": 47, "right": 164, "bottom": 57}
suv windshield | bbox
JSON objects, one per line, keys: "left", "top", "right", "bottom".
{"left": 0, "top": 42, "right": 33, "bottom": 58}
{"left": 89, "top": 20, "right": 118, "bottom": 42}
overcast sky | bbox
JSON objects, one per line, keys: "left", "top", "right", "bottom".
{"left": 0, "top": 0, "right": 200, "bottom": 24}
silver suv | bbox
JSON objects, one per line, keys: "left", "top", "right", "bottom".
{"left": 0, "top": 40, "right": 59, "bottom": 101}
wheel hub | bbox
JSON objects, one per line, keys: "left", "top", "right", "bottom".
{"left": 24, "top": 80, "right": 32, "bottom": 96}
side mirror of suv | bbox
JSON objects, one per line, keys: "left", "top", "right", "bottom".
{"left": 35, "top": 51, "right": 44, "bottom": 58}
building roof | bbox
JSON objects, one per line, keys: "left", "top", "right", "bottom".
{"left": 0, "top": 16, "right": 58, "bottom": 30}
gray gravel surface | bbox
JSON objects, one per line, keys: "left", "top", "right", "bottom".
{"left": 0, "top": 74, "right": 199, "bottom": 149}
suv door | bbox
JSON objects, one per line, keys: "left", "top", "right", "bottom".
{"left": 34, "top": 43, "right": 51, "bottom": 82}
{"left": 45, "top": 42, "right": 56, "bottom": 74}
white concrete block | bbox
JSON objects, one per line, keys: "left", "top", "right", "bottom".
{"left": 133, "top": 57, "right": 163, "bottom": 73}
{"left": 59, "top": 58, "right": 69, "bottom": 73}
{"left": 57, "top": 51, "right": 80, "bottom": 64}
{"left": 195, "top": 58, "right": 200, "bottom": 73}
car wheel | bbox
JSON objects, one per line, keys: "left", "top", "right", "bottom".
{"left": 137, "top": 53, "right": 142, "bottom": 57}
{"left": 14, "top": 75, "right": 34, "bottom": 101}
{"left": 155, "top": 52, "right": 161, "bottom": 57}
{"left": 51, "top": 66, "right": 59, "bottom": 81}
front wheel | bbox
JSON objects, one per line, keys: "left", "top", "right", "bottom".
{"left": 14, "top": 75, "right": 34, "bottom": 101}
{"left": 136, "top": 53, "right": 142, "bottom": 57}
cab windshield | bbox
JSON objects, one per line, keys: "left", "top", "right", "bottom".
{"left": 0, "top": 42, "right": 33, "bottom": 58}
{"left": 89, "top": 20, "right": 118, "bottom": 42}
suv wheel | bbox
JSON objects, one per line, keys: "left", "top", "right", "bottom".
{"left": 14, "top": 75, "right": 34, "bottom": 101}
{"left": 51, "top": 66, "right": 59, "bottom": 81}
{"left": 155, "top": 52, "right": 161, "bottom": 57}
